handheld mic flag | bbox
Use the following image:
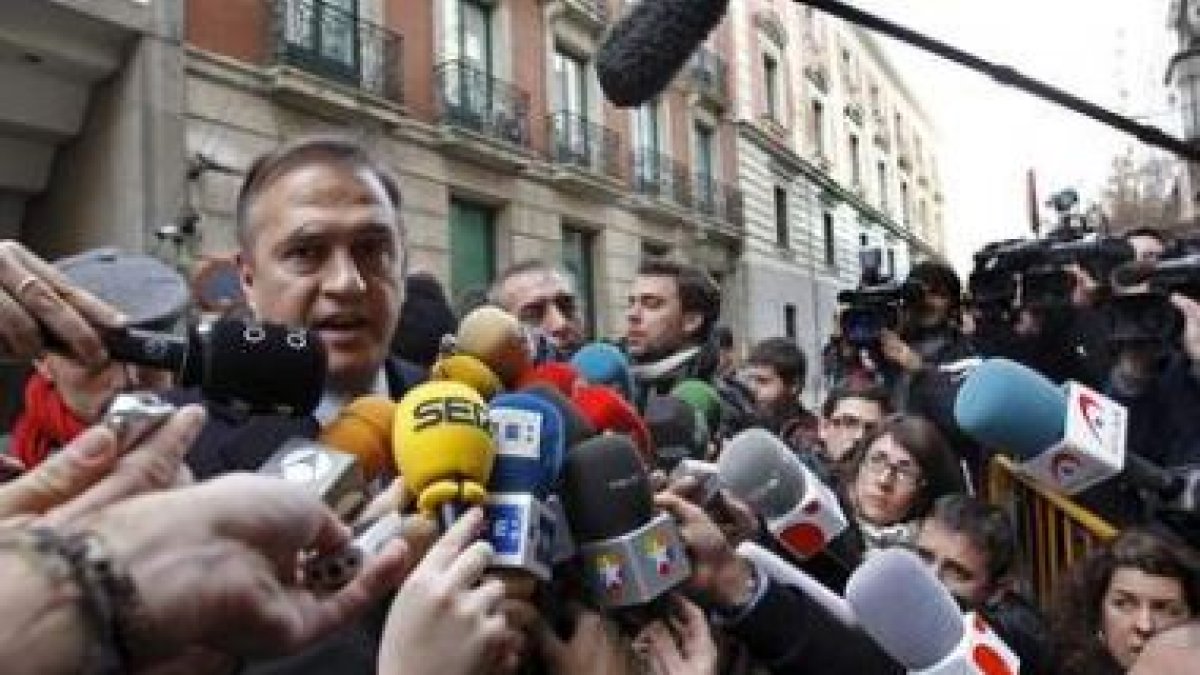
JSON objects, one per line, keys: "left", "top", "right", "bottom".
{"left": 456, "top": 306, "right": 532, "bottom": 387}
{"left": 259, "top": 438, "right": 367, "bottom": 519}
{"left": 394, "top": 381, "right": 495, "bottom": 527}
{"left": 718, "top": 428, "right": 848, "bottom": 559}
{"left": 595, "top": 0, "right": 730, "bottom": 107}
{"left": 954, "top": 358, "right": 1144, "bottom": 495}
{"left": 560, "top": 435, "right": 691, "bottom": 609}
{"left": 571, "top": 342, "right": 636, "bottom": 402}
{"left": 846, "top": 548, "right": 1020, "bottom": 675}
{"left": 572, "top": 384, "right": 654, "bottom": 465}
{"left": 484, "top": 392, "right": 567, "bottom": 581}
{"left": 319, "top": 396, "right": 395, "bottom": 479}
{"left": 430, "top": 353, "right": 504, "bottom": 400}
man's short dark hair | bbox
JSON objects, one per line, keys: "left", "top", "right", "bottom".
{"left": 637, "top": 257, "right": 721, "bottom": 341}
{"left": 1124, "top": 227, "right": 1168, "bottom": 245}
{"left": 926, "top": 494, "right": 1017, "bottom": 584}
{"left": 821, "top": 384, "right": 892, "bottom": 418}
{"left": 235, "top": 134, "right": 403, "bottom": 249}
{"left": 747, "top": 337, "right": 807, "bottom": 387}
{"left": 488, "top": 259, "right": 568, "bottom": 304}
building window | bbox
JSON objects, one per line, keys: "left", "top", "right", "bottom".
{"left": 774, "top": 186, "right": 789, "bottom": 248}
{"left": 848, "top": 133, "right": 861, "bottom": 187}
{"left": 823, "top": 211, "right": 836, "bottom": 268}
{"left": 694, "top": 121, "right": 716, "bottom": 209}
{"left": 457, "top": 0, "right": 493, "bottom": 72}
{"left": 449, "top": 198, "right": 495, "bottom": 302}
{"left": 562, "top": 226, "right": 596, "bottom": 338}
{"left": 901, "top": 180, "right": 911, "bottom": 226}
{"left": 642, "top": 241, "right": 670, "bottom": 259}
{"left": 282, "top": 0, "right": 361, "bottom": 80}
{"left": 859, "top": 232, "right": 869, "bottom": 248}
{"left": 886, "top": 248, "right": 897, "bottom": 277}
{"left": 763, "top": 54, "right": 780, "bottom": 120}
{"left": 877, "top": 160, "right": 888, "bottom": 208}
{"left": 784, "top": 304, "right": 797, "bottom": 341}
{"left": 634, "top": 99, "right": 663, "bottom": 186}
{"left": 811, "top": 99, "right": 825, "bottom": 156}
{"left": 553, "top": 48, "right": 587, "bottom": 117}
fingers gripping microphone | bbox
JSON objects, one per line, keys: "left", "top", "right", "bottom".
{"left": 572, "top": 384, "right": 654, "bottom": 466}
{"left": 846, "top": 548, "right": 1020, "bottom": 674}
{"left": 571, "top": 342, "right": 636, "bottom": 402}
{"left": 560, "top": 435, "right": 691, "bottom": 609}
{"left": 954, "top": 359, "right": 1178, "bottom": 497}
{"left": 595, "top": 0, "right": 731, "bottom": 107}
{"left": 485, "top": 393, "right": 567, "bottom": 581}
{"left": 319, "top": 396, "right": 396, "bottom": 479}
{"left": 718, "top": 428, "right": 848, "bottom": 559}
{"left": 455, "top": 306, "right": 532, "bottom": 388}
{"left": 431, "top": 353, "right": 505, "bottom": 400}
{"left": 394, "top": 381, "right": 495, "bottom": 529}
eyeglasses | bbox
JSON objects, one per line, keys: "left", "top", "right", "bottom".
{"left": 862, "top": 452, "right": 924, "bottom": 488}
{"left": 518, "top": 293, "right": 578, "bottom": 323}
{"left": 828, "top": 415, "right": 878, "bottom": 436}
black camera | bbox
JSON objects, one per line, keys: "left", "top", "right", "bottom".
{"left": 837, "top": 248, "right": 921, "bottom": 347}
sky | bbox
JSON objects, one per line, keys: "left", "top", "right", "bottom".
{"left": 843, "top": 0, "right": 1179, "bottom": 273}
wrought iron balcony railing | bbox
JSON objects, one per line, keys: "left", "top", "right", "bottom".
{"left": 548, "top": 112, "right": 622, "bottom": 180}
{"left": 434, "top": 60, "right": 531, "bottom": 148}
{"left": 692, "top": 173, "right": 744, "bottom": 227}
{"left": 689, "top": 47, "right": 728, "bottom": 103}
{"left": 631, "top": 150, "right": 691, "bottom": 206}
{"left": 269, "top": 0, "right": 403, "bottom": 102}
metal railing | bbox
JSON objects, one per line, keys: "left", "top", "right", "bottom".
{"left": 434, "top": 60, "right": 531, "bottom": 148}
{"left": 269, "top": 0, "right": 403, "bottom": 102}
{"left": 692, "top": 174, "right": 744, "bottom": 227}
{"left": 562, "top": 0, "right": 609, "bottom": 24}
{"left": 631, "top": 150, "right": 691, "bottom": 206}
{"left": 987, "top": 455, "right": 1118, "bottom": 608}
{"left": 547, "top": 112, "right": 622, "bottom": 180}
{"left": 690, "top": 47, "right": 728, "bottom": 103}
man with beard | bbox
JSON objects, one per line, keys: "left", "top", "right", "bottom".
{"left": 743, "top": 337, "right": 819, "bottom": 453}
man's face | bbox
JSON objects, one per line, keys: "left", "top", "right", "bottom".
{"left": 914, "top": 518, "right": 994, "bottom": 607}
{"left": 819, "top": 396, "right": 884, "bottom": 463}
{"left": 744, "top": 365, "right": 795, "bottom": 417}
{"left": 1128, "top": 235, "right": 1166, "bottom": 264}
{"left": 625, "top": 275, "right": 698, "bottom": 360}
{"left": 1101, "top": 568, "right": 1192, "bottom": 669}
{"left": 239, "top": 162, "right": 404, "bottom": 392}
{"left": 498, "top": 269, "right": 583, "bottom": 353}
{"left": 36, "top": 354, "right": 172, "bottom": 423}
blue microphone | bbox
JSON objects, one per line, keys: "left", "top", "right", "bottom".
{"left": 485, "top": 392, "right": 567, "bottom": 581}
{"left": 571, "top": 342, "right": 636, "bottom": 402}
{"left": 953, "top": 358, "right": 1066, "bottom": 461}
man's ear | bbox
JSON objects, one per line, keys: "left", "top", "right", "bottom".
{"left": 682, "top": 312, "right": 703, "bottom": 340}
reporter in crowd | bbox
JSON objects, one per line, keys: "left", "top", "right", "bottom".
{"left": 845, "top": 414, "right": 966, "bottom": 554}
{"left": 10, "top": 248, "right": 188, "bottom": 469}
{"left": 1051, "top": 527, "right": 1200, "bottom": 674}
{"left": 913, "top": 494, "right": 1053, "bottom": 674}
{"left": 743, "top": 337, "right": 819, "bottom": 454}
{"left": 489, "top": 259, "right": 585, "bottom": 356}
{"left": 815, "top": 383, "right": 891, "bottom": 470}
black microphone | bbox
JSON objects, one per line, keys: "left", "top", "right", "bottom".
{"left": 595, "top": 0, "right": 730, "bottom": 107}
{"left": 51, "top": 317, "right": 327, "bottom": 416}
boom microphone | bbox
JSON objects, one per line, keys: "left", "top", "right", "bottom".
{"left": 394, "top": 381, "right": 495, "bottom": 529}
{"left": 595, "top": 0, "right": 730, "bottom": 107}
{"left": 846, "top": 548, "right": 1020, "bottom": 674}
{"left": 559, "top": 434, "right": 691, "bottom": 609}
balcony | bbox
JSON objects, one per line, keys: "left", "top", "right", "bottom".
{"left": 268, "top": 0, "right": 403, "bottom": 105}
{"left": 433, "top": 60, "right": 532, "bottom": 169}
{"left": 692, "top": 174, "right": 744, "bottom": 229}
{"left": 552, "top": 0, "right": 609, "bottom": 34}
{"left": 547, "top": 112, "right": 624, "bottom": 197}
{"left": 630, "top": 150, "right": 691, "bottom": 215}
{"left": 688, "top": 47, "right": 729, "bottom": 108}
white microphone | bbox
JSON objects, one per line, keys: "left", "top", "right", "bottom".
{"left": 846, "top": 548, "right": 1021, "bottom": 674}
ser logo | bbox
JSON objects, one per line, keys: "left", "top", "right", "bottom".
{"left": 412, "top": 397, "right": 489, "bottom": 432}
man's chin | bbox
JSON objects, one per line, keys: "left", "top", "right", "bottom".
{"left": 324, "top": 352, "right": 385, "bottom": 394}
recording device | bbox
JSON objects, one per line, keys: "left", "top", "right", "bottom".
{"left": 976, "top": 235, "right": 1133, "bottom": 276}
{"left": 954, "top": 358, "right": 1185, "bottom": 500}
{"left": 594, "top": 0, "right": 730, "bottom": 107}
{"left": 560, "top": 435, "right": 691, "bottom": 610}
{"left": 455, "top": 306, "right": 533, "bottom": 387}
{"left": 838, "top": 248, "right": 920, "bottom": 347}
{"left": 430, "top": 353, "right": 505, "bottom": 400}
{"left": 318, "top": 396, "right": 396, "bottom": 479}
{"left": 846, "top": 548, "right": 1020, "bottom": 674}
{"left": 484, "top": 393, "right": 566, "bottom": 582}
{"left": 571, "top": 342, "right": 636, "bottom": 402}
{"left": 644, "top": 394, "right": 710, "bottom": 471}
{"left": 1112, "top": 254, "right": 1200, "bottom": 296}
{"left": 51, "top": 317, "right": 327, "bottom": 416}
{"left": 394, "top": 381, "right": 496, "bottom": 529}
{"left": 305, "top": 512, "right": 406, "bottom": 592}
{"left": 258, "top": 438, "right": 367, "bottom": 519}
{"left": 572, "top": 384, "right": 654, "bottom": 465}
{"left": 1106, "top": 292, "right": 1180, "bottom": 346}
{"left": 102, "top": 392, "right": 177, "bottom": 447}
{"left": 717, "top": 428, "right": 848, "bottom": 559}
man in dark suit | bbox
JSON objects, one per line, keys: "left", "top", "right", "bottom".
{"left": 180, "top": 135, "right": 424, "bottom": 481}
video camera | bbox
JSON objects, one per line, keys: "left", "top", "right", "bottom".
{"left": 837, "top": 248, "right": 921, "bottom": 347}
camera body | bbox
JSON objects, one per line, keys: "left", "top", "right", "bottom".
{"left": 837, "top": 248, "right": 922, "bottom": 347}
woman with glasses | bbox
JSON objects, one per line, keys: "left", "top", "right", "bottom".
{"left": 845, "top": 414, "right": 967, "bottom": 555}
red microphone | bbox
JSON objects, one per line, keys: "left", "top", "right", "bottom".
{"left": 572, "top": 384, "right": 654, "bottom": 466}
{"left": 516, "top": 362, "right": 582, "bottom": 397}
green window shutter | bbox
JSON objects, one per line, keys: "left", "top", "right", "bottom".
{"left": 450, "top": 199, "right": 495, "bottom": 303}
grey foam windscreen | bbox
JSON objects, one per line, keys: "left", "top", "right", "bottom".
{"left": 845, "top": 548, "right": 965, "bottom": 669}
{"left": 717, "top": 428, "right": 805, "bottom": 520}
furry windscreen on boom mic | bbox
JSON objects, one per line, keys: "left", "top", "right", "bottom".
{"left": 595, "top": 0, "right": 730, "bottom": 108}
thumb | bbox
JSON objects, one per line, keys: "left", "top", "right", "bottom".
{"left": 0, "top": 425, "right": 119, "bottom": 519}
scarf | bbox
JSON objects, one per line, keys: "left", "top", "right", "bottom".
{"left": 857, "top": 518, "right": 920, "bottom": 555}
{"left": 11, "top": 372, "right": 87, "bottom": 469}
